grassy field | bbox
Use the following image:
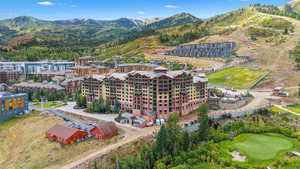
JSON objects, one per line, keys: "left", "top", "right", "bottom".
{"left": 267, "top": 106, "right": 288, "bottom": 113}
{"left": 0, "top": 111, "right": 121, "bottom": 169}
{"left": 286, "top": 104, "right": 300, "bottom": 113}
{"left": 32, "top": 101, "right": 65, "bottom": 108}
{"left": 207, "top": 67, "right": 270, "bottom": 89}
{"left": 234, "top": 134, "right": 293, "bottom": 160}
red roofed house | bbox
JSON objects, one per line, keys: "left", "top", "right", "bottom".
{"left": 281, "top": 98, "right": 296, "bottom": 107}
{"left": 46, "top": 124, "right": 88, "bottom": 144}
{"left": 91, "top": 122, "right": 118, "bottom": 139}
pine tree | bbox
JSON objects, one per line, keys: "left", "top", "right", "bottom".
{"left": 98, "top": 96, "right": 104, "bottom": 113}
{"left": 113, "top": 99, "right": 120, "bottom": 113}
{"left": 197, "top": 103, "right": 210, "bottom": 142}
{"left": 155, "top": 124, "right": 167, "bottom": 157}
{"left": 105, "top": 97, "right": 111, "bottom": 113}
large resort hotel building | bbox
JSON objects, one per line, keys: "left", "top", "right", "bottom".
{"left": 82, "top": 67, "right": 208, "bottom": 121}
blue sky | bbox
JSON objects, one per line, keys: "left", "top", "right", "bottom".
{"left": 0, "top": 0, "right": 292, "bottom": 20}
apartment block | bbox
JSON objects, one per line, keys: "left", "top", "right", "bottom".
{"left": 82, "top": 67, "right": 208, "bottom": 121}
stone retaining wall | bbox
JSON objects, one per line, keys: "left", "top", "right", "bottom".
{"left": 165, "top": 42, "right": 236, "bottom": 58}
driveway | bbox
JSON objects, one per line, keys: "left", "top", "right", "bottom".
{"left": 57, "top": 102, "right": 118, "bottom": 122}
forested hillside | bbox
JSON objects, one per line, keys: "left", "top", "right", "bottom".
{"left": 0, "top": 13, "right": 200, "bottom": 61}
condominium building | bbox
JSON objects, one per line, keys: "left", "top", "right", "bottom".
{"left": 12, "top": 82, "right": 65, "bottom": 94}
{"left": 82, "top": 67, "right": 208, "bottom": 121}
{"left": 0, "top": 61, "right": 75, "bottom": 75}
{"left": 61, "top": 77, "right": 84, "bottom": 94}
{"left": 75, "top": 56, "right": 96, "bottom": 66}
{"left": 0, "top": 69, "right": 24, "bottom": 83}
{"left": 71, "top": 63, "right": 159, "bottom": 77}
{"left": 71, "top": 65, "right": 111, "bottom": 77}
{"left": 115, "top": 63, "right": 159, "bottom": 73}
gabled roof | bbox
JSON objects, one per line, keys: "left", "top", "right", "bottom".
{"left": 46, "top": 124, "right": 81, "bottom": 140}
{"left": 128, "top": 70, "right": 190, "bottom": 79}
{"left": 95, "top": 122, "right": 118, "bottom": 135}
{"left": 61, "top": 77, "right": 84, "bottom": 86}
{"left": 106, "top": 73, "right": 128, "bottom": 81}
{"left": 193, "top": 76, "right": 208, "bottom": 83}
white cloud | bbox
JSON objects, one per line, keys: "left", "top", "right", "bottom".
{"left": 37, "top": 1, "right": 55, "bottom": 6}
{"left": 137, "top": 11, "right": 145, "bottom": 15}
{"left": 164, "top": 5, "right": 177, "bottom": 9}
{"left": 70, "top": 5, "right": 78, "bottom": 8}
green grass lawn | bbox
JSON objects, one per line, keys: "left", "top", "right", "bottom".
{"left": 32, "top": 102, "right": 64, "bottom": 108}
{"left": 233, "top": 134, "right": 293, "bottom": 161}
{"left": 267, "top": 106, "right": 288, "bottom": 113}
{"left": 286, "top": 104, "right": 300, "bottom": 113}
{"left": 207, "top": 67, "right": 269, "bottom": 89}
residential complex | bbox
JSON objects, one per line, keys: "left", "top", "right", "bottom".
{"left": 61, "top": 77, "right": 84, "bottom": 94}
{"left": 115, "top": 63, "right": 158, "bottom": 73}
{"left": 71, "top": 65, "right": 111, "bottom": 76}
{"left": 75, "top": 56, "right": 96, "bottom": 66}
{"left": 0, "top": 61, "right": 75, "bottom": 74}
{"left": 0, "top": 92, "right": 28, "bottom": 122}
{"left": 82, "top": 67, "right": 208, "bottom": 121}
{"left": 12, "top": 82, "right": 65, "bottom": 94}
{"left": 0, "top": 69, "right": 24, "bottom": 83}
{"left": 71, "top": 60, "right": 159, "bottom": 77}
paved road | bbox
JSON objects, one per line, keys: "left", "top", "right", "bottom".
{"left": 211, "top": 91, "right": 279, "bottom": 115}
{"left": 58, "top": 102, "right": 119, "bottom": 122}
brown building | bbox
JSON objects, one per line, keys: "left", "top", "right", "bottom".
{"left": 61, "top": 77, "right": 84, "bottom": 94}
{"left": 82, "top": 75, "right": 105, "bottom": 102}
{"left": 32, "top": 71, "right": 66, "bottom": 81}
{"left": 115, "top": 63, "right": 158, "bottom": 73}
{"left": 13, "top": 82, "right": 65, "bottom": 95}
{"left": 75, "top": 56, "right": 96, "bottom": 66}
{"left": 71, "top": 65, "right": 111, "bottom": 77}
{"left": 82, "top": 69, "right": 208, "bottom": 122}
{"left": 0, "top": 69, "right": 24, "bottom": 83}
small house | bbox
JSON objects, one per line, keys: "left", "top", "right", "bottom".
{"left": 46, "top": 124, "right": 88, "bottom": 144}
{"left": 91, "top": 122, "right": 118, "bottom": 139}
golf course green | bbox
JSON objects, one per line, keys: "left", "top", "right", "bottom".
{"left": 234, "top": 134, "right": 293, "bottom": 160}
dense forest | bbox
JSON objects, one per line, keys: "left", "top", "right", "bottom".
{"left": 158, "top": 25, "right": 209, "bottom": 46}
{"left": 0, "top": 46, "right": 99, "bottom": 61}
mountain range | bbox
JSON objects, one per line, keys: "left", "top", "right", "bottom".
{"left": 0, "top": 12, "right": 200, "bottom": 48}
